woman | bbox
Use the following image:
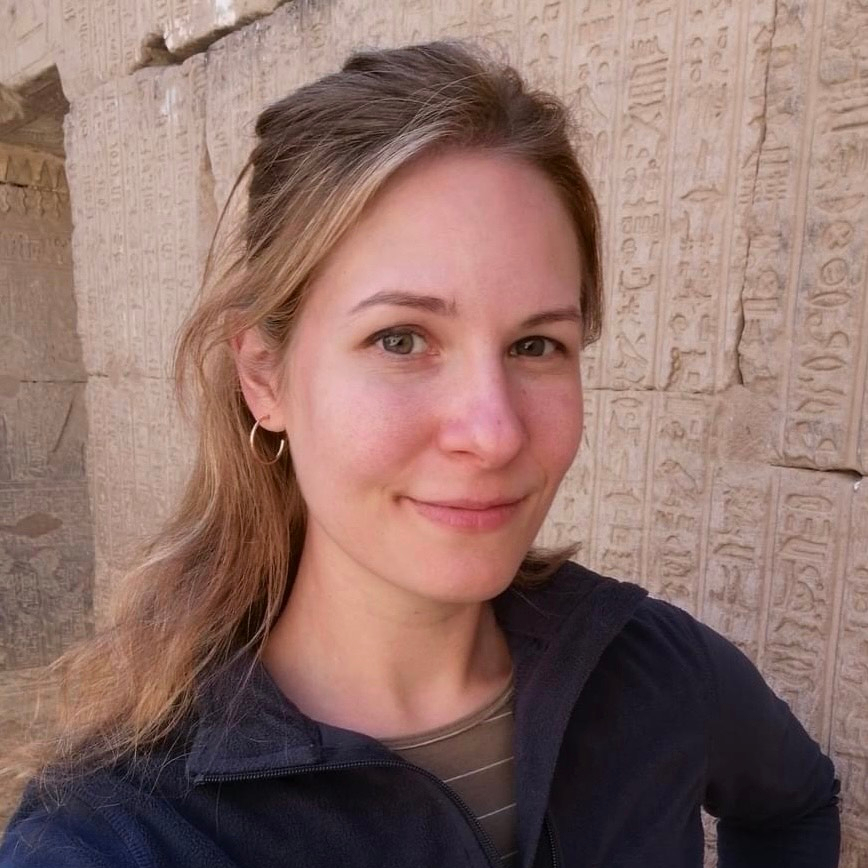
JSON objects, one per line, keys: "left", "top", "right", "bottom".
{"left": 1, "top": 41, "right": 839, "bottom": 867}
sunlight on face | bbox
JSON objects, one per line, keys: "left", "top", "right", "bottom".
{"left": 282, "top": 150, "right": 585, "bottom": 604}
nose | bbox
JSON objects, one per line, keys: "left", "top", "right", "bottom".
{"left": 437, "top": 361, "right": 527, "bottom": 468}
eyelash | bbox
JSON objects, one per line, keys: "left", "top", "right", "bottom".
{"left": 367, "top": 327, "right": 568, "bottom": 359}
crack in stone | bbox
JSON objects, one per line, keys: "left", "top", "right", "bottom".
{"left": 88, "top": 372, "right": 168, "bottom": 381}
{"left": 767, "top": 460, "right": 864, "bottom": 484}
{"left": 14, "top": 378, "right": 86, "bottom": 385}
{"left": 133, "top": 1, "right": 292, "bottom": 72}
{"left": 48, "top": 391, "right": 77, "bottom": 456}
{"left": 736, "top": 0, "right": 779, "bottom": 389}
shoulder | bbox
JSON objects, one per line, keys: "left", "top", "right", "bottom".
{"left": 589, "top": 586, "right": 736, "bottom": 716}
{"left": 1, "top": 746, "right": 191, "bottom": 868}
{"left": 625, "top": 594, "right": 719, "bottom": 666}
{"left": 597, "top": 588, "right": 790, "bottom": 733}
{"left": 0, "top": 778, "right": 143, "bottom": 868}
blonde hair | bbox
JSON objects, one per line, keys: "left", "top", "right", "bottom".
{"left": 8, "top": 41, "right": 603, "bottom": 783}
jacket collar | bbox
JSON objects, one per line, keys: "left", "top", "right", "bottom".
{"left": 186, "top": 563, "right": 647, "bottom": 788}
{"left": 501, "top": 566, "right": 648, "bottom": 867}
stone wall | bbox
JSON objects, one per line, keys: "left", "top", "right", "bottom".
{"left": 1, "top": 0, "right": 867, "bottom": 862}
{"left": 0, "top": 139, "right": 91, "bottom": 818}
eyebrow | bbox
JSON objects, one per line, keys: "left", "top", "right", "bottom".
{"left": 520, "top": 306, "right": 583, "bottom": 329}
{"left": 349, "top": 291, "right": 458, "bottom": 317}
{"left": 349, "top": 290, "right": 582, "bottom": 329}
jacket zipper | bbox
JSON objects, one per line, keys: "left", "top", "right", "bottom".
{"left": 544, "top": 814, "right": 559, "bottom": 868}
{"left": 199, "top": 759, "right": 502, "bottom": 867}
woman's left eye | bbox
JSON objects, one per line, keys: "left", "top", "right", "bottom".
{"left": 510, "top": 336, "right": 564, "bottom": 357}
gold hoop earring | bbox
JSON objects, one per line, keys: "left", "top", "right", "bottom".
{"left": 249, "top": 416, "right": 286, "bottom": 465}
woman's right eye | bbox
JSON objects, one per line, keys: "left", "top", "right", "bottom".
{"left": 374, "top": 329, "right": 429, "bottom": 355}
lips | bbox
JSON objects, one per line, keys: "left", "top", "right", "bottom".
{"left": 404, "top": 495, "right": 525, "bottom": 531}
{"left": 419, "top": 497, "right": 523, "bottom": 510}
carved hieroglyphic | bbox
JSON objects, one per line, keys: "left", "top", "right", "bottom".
{"left": 31, "top": 0, "right": 287, "bottom": 100}
{"left": 0, "top": 139, "right": 93, "bottom": 822}
{"left": 519, "top": 0, "right": 567, "bottom": 94}
{"left": 473, "top": 0, "right": 519, "bottom": 55}
{"left": 657, "top": 0, "right": 744, "bottom": 395}
{"left": 832, "top": 483, "right": 868, "bottom": 856}
{"left": 65, "top": 56, "right": 211, "bottom": 378}
{"left": 702, "top": 463, "right": 775, "bottom": 661}
{"left": 0, "top": 145, "right": 77, "bottom": 383}
{"left": 0, "top": 382, "right": 87, "bottom": 484}
{"left": 762, "top": 471, "right": 848, "bottom": 741}
{"left": 592, "top": 391, "right": 653, "bottom": 580}
{"left": 0, "top": 482, "right": 93, "bottom": 669}
{"left": 0, "top": 0, "right": 62, "bottom": 88}
{"left": 781, "top": 0, "right": 868, "bottom": 474}
{"left": 567, "top": 0, "right": 620, "bottom": 391}
{"left": 432, "top": 0, "right": 474, "bottom": 40}
{"left": 538, "top": 389, "right": 600, "bottom": 563}
{"left": 601, "top": 1, "right": 679, "bottom": 391}
{"left": 85, "top": 376, "right": 192, "bottom": 619}
{"left": 736, "top": 0, "right": 818, "bottom": 405}
{"left": 646, "top": 394, "right": 712, "bottom": 613}
{"left": 62, "top": 60, "right": 208, "bottom": 620}
{"left": 206, "top": 2, "right": 323, "bottom": 210}
{"left": 2, "top": 0, "right": 861, "bottom": 859}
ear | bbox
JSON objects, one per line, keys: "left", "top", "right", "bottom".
{"left": 231, "top": 327, "right": 287, "bottom": 432}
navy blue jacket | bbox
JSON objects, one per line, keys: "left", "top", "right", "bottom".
{"left": 1, "top": 564, "right": 840, "bottom": 867}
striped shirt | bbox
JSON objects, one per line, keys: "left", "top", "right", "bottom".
{"left": 382, "top": 679, "right": 517, "bottom": 865}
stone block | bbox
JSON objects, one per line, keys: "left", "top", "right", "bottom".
{"left": 0, "top": 481, "right": 93, "bottom": 670}
{"left": 0, "top": 0, "right": 63, "bottom": 89}
{"left": 760, "top": 468, "right": 850, "bottom": 743}
{"left": 2, "top": 0, "right": 287, "bottom": 101}
{"left": 779, "top": 23, "right": 868, "bottom": 474}
{"left": 0, "top": 71, "right": 68, "bottom": 158}
{"left": 206, "top": 1, "right": 361, "bottom": 208}
{"left": 0, "top": 145, "right": 79, "bottom": 383}
{"left": 84, "top": 376, "right": 193, "bottom": 620}
{"left": 64, "top": 55, "right": 214, "bottom": 378}
{"left": 0, "top": 381, "right": 87, "bottom": 484}
{"left": 831, "top": 481, "right": 868, "bottom": 856}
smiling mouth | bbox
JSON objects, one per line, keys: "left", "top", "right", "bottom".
{"left": 404, "top": 496, "right": 526, "bottom": 532}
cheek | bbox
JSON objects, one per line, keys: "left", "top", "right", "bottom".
{"left": 525, "top": 378, "right": 584, "bottom": 472}
{"left": 289, "top": 367, "right": 434, "bottom": 487}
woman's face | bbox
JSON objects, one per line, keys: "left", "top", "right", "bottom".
{"left": 255, "top": 150, "right": 585, "bottom": 604}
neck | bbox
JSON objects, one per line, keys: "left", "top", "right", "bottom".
{"left": 261, "top": 545, "right": 513, "bottom": 739}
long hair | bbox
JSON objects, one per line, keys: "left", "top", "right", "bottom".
{"left": 7, "top": 40, "right": 603, "bottom": 782}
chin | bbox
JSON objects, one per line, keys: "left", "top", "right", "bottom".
{"left": 400, "top": 554, "right": 525, "bottom": 604}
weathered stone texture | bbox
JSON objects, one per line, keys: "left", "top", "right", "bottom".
{"left": 86, "top": 376, "right": 192, "bottom": 618}
{"left": 1, "top": 0, "right": 286, "bottom": 98}
{"left": 0, "top": 141, "right": 92, "bottom": 821}
{"left": 2, "top": 0, "right": 867, "bottom": 861}
{"left": 65, "top": 55, "right": 213, "bottom": 379}
{"left": 0, "top": 146, "right": 76, "bottom": 381}
{"left": 834, "top": 481, "right": 868, "bottom": 857}
{"left": 56, "top": 0, "right": 287, "bottom": 99}
{"left": 0, "top": 0, "right": 64, "bottom": 89}
{"left": 0, "top": 481, "right": 93, "bottom": 669}
{"left": 63, "top": 57, "right": 207, "bottom": 607}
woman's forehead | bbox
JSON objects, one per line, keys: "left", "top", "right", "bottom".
{"left": 300, "top": 150, "right": 583, "bottom": 317}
